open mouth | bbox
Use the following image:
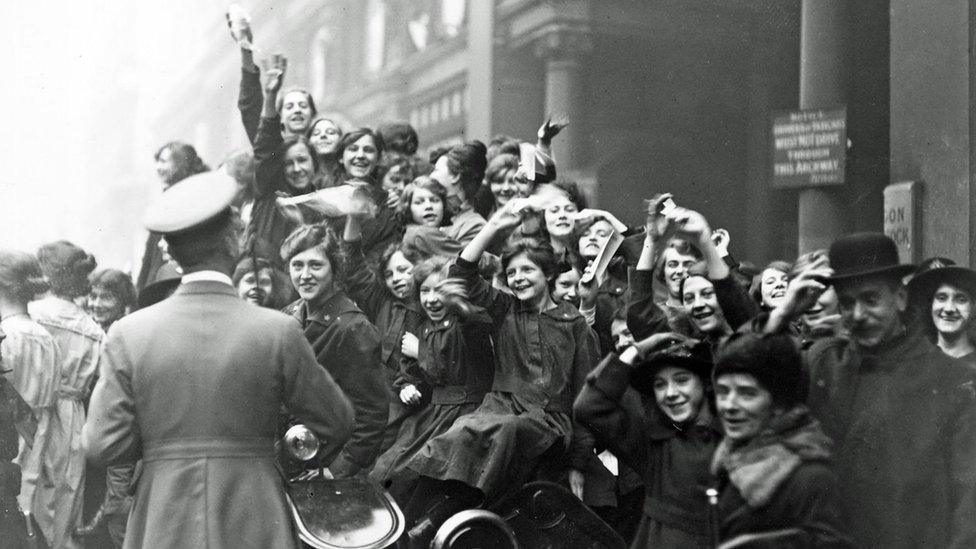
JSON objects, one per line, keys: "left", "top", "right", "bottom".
{"left": 422, "top": 212, "right": 439, "bottom": 224}
{"left": 770, "top": 290, "right": 786, "bottom": 299}
{"left": 692, "top": 309, "right": 714, "bottom": 321}
{"left": 246, "top": 290, "right": 266, "bottom": 300}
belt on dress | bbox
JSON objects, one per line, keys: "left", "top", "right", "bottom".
{"left": 143, "top": 437, "right": 276, "bottom": 461}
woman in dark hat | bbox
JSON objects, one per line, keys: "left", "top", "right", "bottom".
{"left": 908, "top": 263, "right": 976, "bottom": 366}
{"left": 710, "top": 332, "right": 853, "bottom": 548}
{"left": 575, "top": 332, "right": 723, "bottom": 548}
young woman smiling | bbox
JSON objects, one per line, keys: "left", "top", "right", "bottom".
{"left": 575, "top": 332, "right": 723, "bottom": 547}
{"left": 280, "top": 224, "right": 389, "bottom": 478}
{"left": 908, "top": 264, "right": 976, "bottom": 366}
{"left": 710, "top": 332, "right": 853, "bottom": 547}
{"left": 401, "top": 198, "right": 600, "bottom": 547}
{"left": 245, "top": 54, "right": 323, "bottom": 266}
{"left": 369, "top": 257, "right": 494, "bottom": 504}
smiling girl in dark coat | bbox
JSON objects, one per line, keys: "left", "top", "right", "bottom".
{"left": 369, "top": 257, "right": 494, "bottom": 503}
{"left": 281, "top": 224, "right": 390, "bottom": 478}
{"left": 402, "top": 199, "right": 600, "bottom": 547}
{"left": 575, "top": 332, "right": 723, "bottom": 548}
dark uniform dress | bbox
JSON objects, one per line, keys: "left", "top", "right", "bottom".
{"left": 370, "top": 310, "right": 494, "bottom": 501}
{"left": 286, "top": 293, "right": 390, "bottom": 478}
{"left": 406, "top": 256, "right": 600, "bottom": 500}
{"left": 575, "top": 353, "right": 722, "bottom": 548}
{"left": 342, "top": 240, "right": 425, "bottom": 453}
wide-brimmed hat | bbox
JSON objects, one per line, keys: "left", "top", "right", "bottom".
{"left": 907, "top": 265, "right": 976, "bottom": 310}
{"left": 827, "top": 232, "right": 915, "bottom": 283}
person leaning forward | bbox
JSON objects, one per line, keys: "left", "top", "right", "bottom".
{"left": 82, "top": 171, "right": 354, "bottom": 549}
{"left": 763, "top": 232, "right": 976, "bottom": 549}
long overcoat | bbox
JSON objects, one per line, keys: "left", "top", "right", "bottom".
{"left": 83, "top": 281, "right": 354, "bottom": 549}
{"left": 807, "top": 328, "right": 976, "bottom": 548}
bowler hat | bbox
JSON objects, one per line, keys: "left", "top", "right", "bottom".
{"left": 827, "top": 232, "right": 915, "bottom": 283}
{"left": 907, "top": 265, "right": 976, "bottom": 313}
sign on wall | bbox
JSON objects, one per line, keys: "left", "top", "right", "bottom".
{"left": 772, "top": 107, "right": 847, "bottom": 188}
{"left": 884, "top": 181, "right": 921, "bottom": 264}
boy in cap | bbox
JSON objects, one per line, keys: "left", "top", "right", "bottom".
{"left": 765, "top": 232, "right": 976, "bottom": 548}
{"left": 83, "top": 171, "right": 353, "bottom": 548}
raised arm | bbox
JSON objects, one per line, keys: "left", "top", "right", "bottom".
{"left": 252, "top": 55, "right": 287, "bottom": 199}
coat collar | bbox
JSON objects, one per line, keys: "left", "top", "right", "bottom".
{"left": 174, "top": 280, "right": 238, "bottom": 298}
{"left": 289, "top": 293, "right": 360, "bottom": 327}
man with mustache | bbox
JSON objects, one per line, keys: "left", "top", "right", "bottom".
{"left": 765, "top": 232, "right": 976, "bottom": 548}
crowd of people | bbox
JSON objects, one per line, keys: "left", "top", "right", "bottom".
{"left": 1, "top": 12, "right": 975, "bottom": 549}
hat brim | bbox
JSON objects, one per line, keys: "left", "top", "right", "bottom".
{"left": 908, "top": 266, "right": 976, "bottom": 305}
{"left": 827, "top": 263, "right": 916, "bottom": 284}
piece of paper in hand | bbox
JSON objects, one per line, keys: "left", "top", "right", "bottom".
{"left": 276, "top": 185, "right": 377, "bottom": 218}
{"left": 580, "top": 229, "right": 625, "bottom": 285}
{"left": 597, "top": 450, "right": 619, "bottom": 477}
{"left": 518, "top": 142, "right": 538, "bottom": 182}
{"left": 227, "top": 4, "right": 255, "bottom": 51}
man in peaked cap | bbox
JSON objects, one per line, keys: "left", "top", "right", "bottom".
{"left": 764, "top": 232, "right": 976, "bottom": 548}
{"left": 82, "top": 171, "right": 353, "bottom": 548}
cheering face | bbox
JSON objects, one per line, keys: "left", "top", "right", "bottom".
{"left": 281, "top": 91, "right": 313, "bottom": 135}
{"left": 760, "top": 268, "right": 790, "bottom": 308}
{"left": 653, "top": 367, "right": 705, "bottom": 425}
{"left": 932, "top": 283, "right": 973, "bottom": 337}
{"left": 610, "top": 317, "right": 635, "bottom": 353}
{"left": 715, "top": 373, "right": 775, "bottom": 443}
{"left": 383, "top": 251, "right": 414, "bottom": 300}
{"left": 309, "top": 119, "right": 341, "bottom": 155}
{"left": 419, "top": 273, "right": 448, "bottom": 322}
{"left": 579, "top": 219, "right": 614, "bottom": 261}
{"left": 489, "top": 169, "right": 518, "bottom": 207}
{"left": 836, "top": 277, "right": 906, "bottom": 349}
{"left": 88, "top": 287, "right": 125, "bottom": 328}
{"left": 410, "top": 187, "right": 445, "bottom": 227}
{"left": 544, "top": 194, "right": 578, "bottom": 239}
{"left": 342, "top": 135, "right": 379, "bottom": 179}
{"left": 237, "top": 267, "right": 274, "bottom": 307}
{"left": 662, "top": 247, "right": 700, "bottom": 299}
{"left": 505, "top": 253, "right": 550, "bottom": 306}
{"left": 289, "top": 247, "right": 335, "bottom": 305}
{"left": 284, "top": 142, "right": 315, "bottom": 191}
{"left": 682, "top": 275, "right": 726, "bottom": 334}
{"left": 551, "top": 267, "right": 581, "bottom": 306}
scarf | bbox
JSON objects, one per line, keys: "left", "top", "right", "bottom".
{"left": 710, "top": 406, "right": 832, "bottom": 508}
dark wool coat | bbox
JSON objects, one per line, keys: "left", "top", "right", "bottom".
{"left": 807, "top": 328, "right": 976, "bottom": 548}
{"left": 575, "top": 353, "right": 722, "bottom": 548}
{"left": 84, "top": 281, "right": 354, "bottom": 549}
{"left": 407, "top": 256, "right": 600, "bottom": 498}
{"left": 369, "top": 310, "right": 494, "bottom": 499}
{"left": 286, "top": 293, "right": 390, "bottom": 478}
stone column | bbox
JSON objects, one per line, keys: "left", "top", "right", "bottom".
{"left": 797, "top": 0, "right": 848, "bottom": 253}
{"left": 535, "top": 30, "right": 591, "bottom": 172}
{"left": 466, "top": 0, "right": 494, "bottom": 141}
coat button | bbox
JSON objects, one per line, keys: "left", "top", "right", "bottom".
{"left": 443, "top": 320, "right": 449, "bottom": 326}
{"left": 324, "top": 315, "right": 331, "bottom": 321}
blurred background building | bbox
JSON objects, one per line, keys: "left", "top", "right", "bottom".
{"left": 4, "top": 0, "right": 972, "bottom": 271}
